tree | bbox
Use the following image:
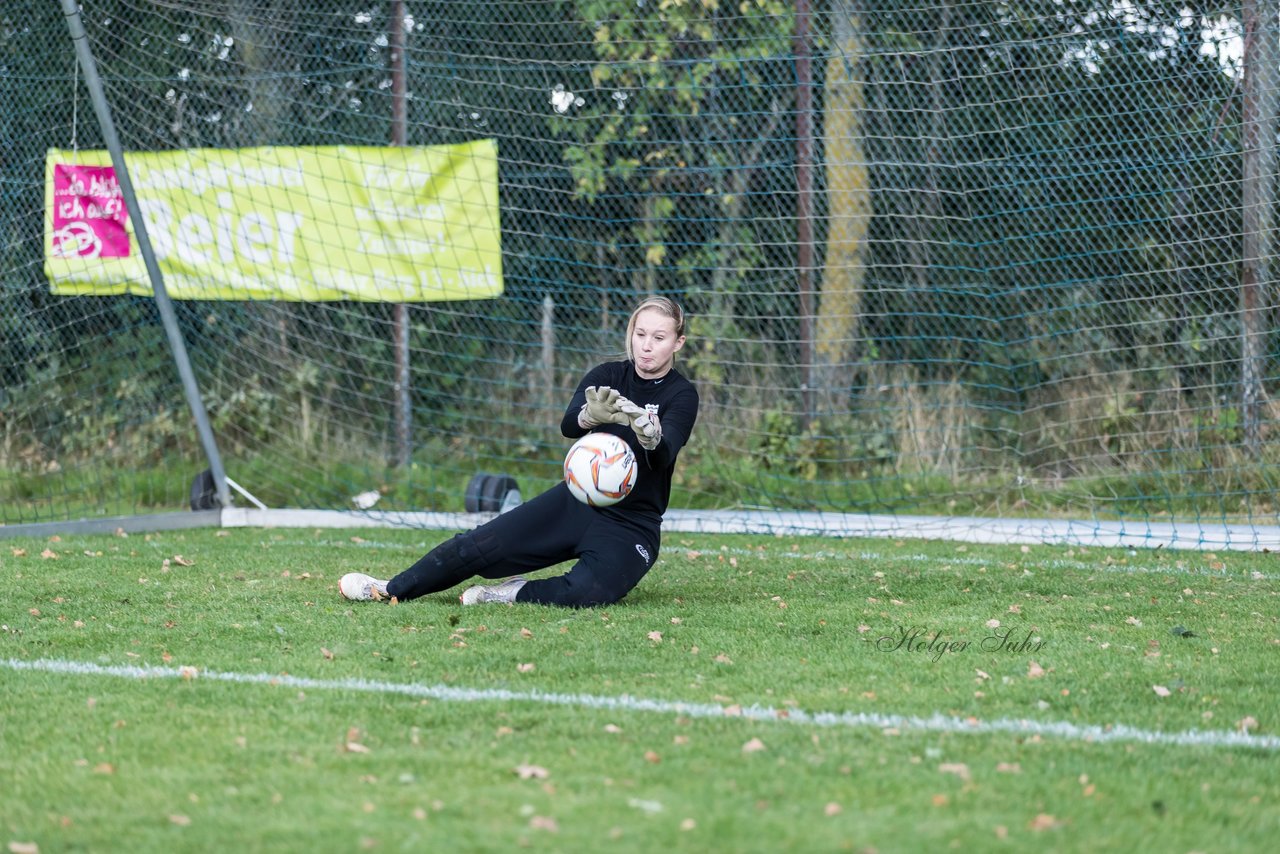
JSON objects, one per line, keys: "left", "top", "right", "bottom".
{"left": 813, "top": 0, "right": 870, "bottom": 408}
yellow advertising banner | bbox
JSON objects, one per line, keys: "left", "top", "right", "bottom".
{"left": 44, "top": 140, "right": 502, "bottom": 301}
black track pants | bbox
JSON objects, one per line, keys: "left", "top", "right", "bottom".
{"left": 385, "top": 482, "right": 660, "bottom": 608}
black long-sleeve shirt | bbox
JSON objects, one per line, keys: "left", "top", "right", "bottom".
{"left": 560, "top": 360, "right": 699, "bottom": 523}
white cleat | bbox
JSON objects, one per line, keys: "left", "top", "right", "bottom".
{"left": 460, "top": 577, "right": 527, "bottom": 605}
{"left": 339, "top": 572, "right": 391, "bottom": 602}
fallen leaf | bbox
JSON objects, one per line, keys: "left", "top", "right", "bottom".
{"left": 1027, "top": 661, "right": 1046, "bottom": 678}
{"left": 644, "top": 750, "right": 661, "bottom": 764}
{"left": 172, "top": 555, "right": 195, "bottom": 566}
{"left": 742, "top": 737, "right": 766, "bottom": 753}
{"left": 996, "top": 762, "right": 1022, "bottom": 774}
{"left": 516, "top": 662, "right": 535, "bottom": 673}
{"left": 986, "top": 619, "right": 1001, "bottom": 628}
{"left": 1152, "top": 685, "right": 1171, "bottom": 697}
{"left": 514, "top": 764, "right": 549, "bottom": 779}
{"left": 1238, "top": 716, "right": 1260, "bottom": 733}
{"left": 321, "top": 648, "right": 334, "bottom": 660}
{"left": 8, "top": 843, "right": 39, "bottom": 854}
{"left": 343, "top": 728, "right": 370, "bottom": 754}
{"left": 529, "top": 816, "right": 559, "bottom": 832}
{"left": 824, "top": 802, "right": 842, "bottom": 817}
{"left": 40, "top": 549, "right": 58, "bottom": 559}
{"left": 1125, "top": 616, "right": 1143, "bottom": 626}
{"left": 603, "top": 724, "right": 622, "bottom": 734}
{"left": 647, "top": 631, "right": 663, "bottom": 642}
{"left": 520, "top": 627, "right": 534, "bottom": 638}
{"left": 168, "top": 814, "right": 191, "bottom": 827}
{"left": 628, "top": 798, "right": 663, "bottom": 813}
{"left": 939, "top": 762, "right": 971, "bottom": 782}
{"left": 1028, "top": 813, "right": 1061, "bottom": 831}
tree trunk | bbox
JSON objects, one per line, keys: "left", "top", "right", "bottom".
{"left": 814, "top": 0, "right": 870, "bottom": 413}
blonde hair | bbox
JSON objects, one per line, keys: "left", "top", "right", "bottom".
{"left": 624, "top": 296, "right": 687, "bottom": 362}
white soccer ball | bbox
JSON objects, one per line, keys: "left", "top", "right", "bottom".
{"left": 563, "top": 432, "right": 637, "bottom": 507}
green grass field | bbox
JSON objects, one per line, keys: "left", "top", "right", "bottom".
{"left": 3, "top": 527, "right": 1278, "bottom": 852}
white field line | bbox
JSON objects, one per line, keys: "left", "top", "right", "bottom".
{"left": 220, "top": 507, "right": 1280, "bottom": 552}
{"left": 5, "top": 657, "right": 1277, "bottom": 751}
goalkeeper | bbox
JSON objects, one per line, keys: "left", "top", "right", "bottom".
{"left": 339, "top": 296, "right": 699, "bottom": 608}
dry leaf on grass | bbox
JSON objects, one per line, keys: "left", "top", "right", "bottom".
{"left": 1152, "top": 685, "right": 1172, "bottom": 697}
{"left": 344, "top": 727, "right": 370, "bottom": 753}
{"left": 1027, "top": 661, "right": 1047, "bottom": 678}
{"left": 742, "top": 738, "right": 766, "bottom": 754}
{"left": 514, "top": 764, "right": 549, "bottom": 779}
{"left": 1028, "top": 813, "right": 1062, "bottom": 831}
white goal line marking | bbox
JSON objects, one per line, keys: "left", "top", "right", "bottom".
{"left": 5, "top": 657, "right": 1276, "bottom": 751}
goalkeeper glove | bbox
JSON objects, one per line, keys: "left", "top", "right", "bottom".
{"left": 617, "top": 397, "right": 662, "bottom": 450}
{"left": 578, "top": 386, "right": 629, "bottom": 429}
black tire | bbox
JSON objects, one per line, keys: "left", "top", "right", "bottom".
{"left": 190, "top": 468, "right": 219, "bottom": 510}
{"left": 464, "top": 473, "right": 495, "bottom": 512}
{"left": 464, "top": 473, "right": 520, "bottom": 512}
{"left": 482, "top": 474, "right": 518, "bottom": 511}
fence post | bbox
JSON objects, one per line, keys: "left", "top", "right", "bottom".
{"left": 59, "top": 0, "right": 231, "bottom": 509}
{"left": 390, "top": 0, "right": 413, "bottom": 468}
{"left": 541, "top": 295, "right": 556, "bottom": 412}
{"left": 1241, "top": 0, "right": 1278, "bottom": 453}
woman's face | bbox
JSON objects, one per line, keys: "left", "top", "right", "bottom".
{"left": 630, "top": 307, "right": 685, "bottom": 379}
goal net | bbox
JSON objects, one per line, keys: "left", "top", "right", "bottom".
{"left": 2, "top": 1, "right": 1277, "bottom": 548}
